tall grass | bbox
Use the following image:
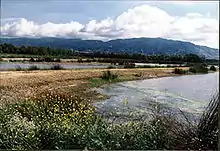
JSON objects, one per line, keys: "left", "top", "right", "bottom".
{"left": 166, "top": 92, "right": 219, "bottom": 150}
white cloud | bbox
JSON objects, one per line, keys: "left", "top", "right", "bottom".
{"left": 1, "top": 18, "right": 84, "bottom": 37}
{"left": 1, "top": 4, "right": 219, "bottom": 48}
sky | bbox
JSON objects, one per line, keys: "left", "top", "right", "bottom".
{"left": 1, "top": 0, "right": 219, "bottom": 48}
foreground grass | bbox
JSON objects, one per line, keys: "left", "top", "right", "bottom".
{"left": 0, "top": 91, "right": 218, "bottom": 150}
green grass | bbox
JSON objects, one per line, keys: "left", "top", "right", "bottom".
{"left": 89, "top": 78, "right": 123, "bottom": 88}
{"left": 89, "top": 70, "right": 130, "bottom": 87}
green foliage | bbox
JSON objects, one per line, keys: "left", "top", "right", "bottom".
{"left": 89, "top": 78, "right": 123, "bottom": 88}
{"left": 189, "top": 63, "right": 208, "bottom": 73}
{"left": 0, "top": 43, "right": 75, "bottom": 57}
{"left": 209, "top": 65, "right": 216, "bottom": 71}
{"left": 101, "top": 70, "right": 118, "bottom": 81}
{"left": 173, "top": 68, "right": 188, "bottom": 74}
{"left": 28, "top": 65, "right": 39, "bottom": 71}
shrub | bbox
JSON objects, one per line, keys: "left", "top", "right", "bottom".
{"left": 173, "top": 68, "right": 187, "bottom": 74}
{"left": 44, "top": 57, "right": 53, "bottom": 62}
{"left": 50, "top": 64, "right": 63, "bottom": 70}
{"left": 118, "top": 62, "right": 124, "bottom": 65}
{"left": 28, "top": 65, "right": 39, "bottom": 70}
{"left": 189, "top": 64, "right": 208, "bottom": 74}
{"left": 124, "top": 63, "right": 135, "bottom": 68}
{"left": 189, "top": 66, "right": 197, "bottom": 73}
{"left": 101, "top": 70, "right": 118, "bottom": 81}
{"left": 29, "top": 58, "right": 35, "bottom": 62}
{"left": 209, "top": 65, "right": 216, "bottom": 71}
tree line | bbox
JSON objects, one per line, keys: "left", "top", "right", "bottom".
{"left": 0, "top": 43, "right": 210, "bottom": 64}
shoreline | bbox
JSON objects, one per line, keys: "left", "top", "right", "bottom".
{"left": 3, "top": 67, "right": 217, "bottom": 104}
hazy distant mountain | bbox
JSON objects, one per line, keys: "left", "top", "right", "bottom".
{"left": 1, "top": 37, "right": 219, "bottom": 59}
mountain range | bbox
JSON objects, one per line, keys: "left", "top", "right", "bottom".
{"left": 1, "top": 37, "right": 219, "bottom": 59}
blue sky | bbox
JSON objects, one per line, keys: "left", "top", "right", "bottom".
{"left": 1, "top": 0, "right": 219, "bottom": 48}
{"left": 2, "top": 0, "right": 219, "bottom": 23}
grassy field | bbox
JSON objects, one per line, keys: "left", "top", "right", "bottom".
{"left": 0, "top": 68, "right": 181, "bottom": 103}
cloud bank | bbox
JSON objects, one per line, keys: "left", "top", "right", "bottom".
{"left": 1, "top": 4, "right": 219, "bottom": 48}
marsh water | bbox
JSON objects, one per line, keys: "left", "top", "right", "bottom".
{"left": 0, "top": 62, "right": 108, "bottom": 70}
{"left": 95, "top": 72, "right": 219, "bottom": 122}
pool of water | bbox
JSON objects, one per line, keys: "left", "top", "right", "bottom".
{"left": 0, "top": 62, "right": 108, "bottom": 70}
{"left": 95, "top": 72, "right": 219, "bottom": 122}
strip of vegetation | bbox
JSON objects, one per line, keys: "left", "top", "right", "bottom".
{"left": 14, "top": 64, "right": 64, "bottom": 71}
{"left": 173, "top": 63, "right": 217, "bottom": 75}
{"left": 0, "top": 91, "right": 218, "bottom": 150}
{"left": 1, "top": 43, "right": 213, "bottom": 65}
